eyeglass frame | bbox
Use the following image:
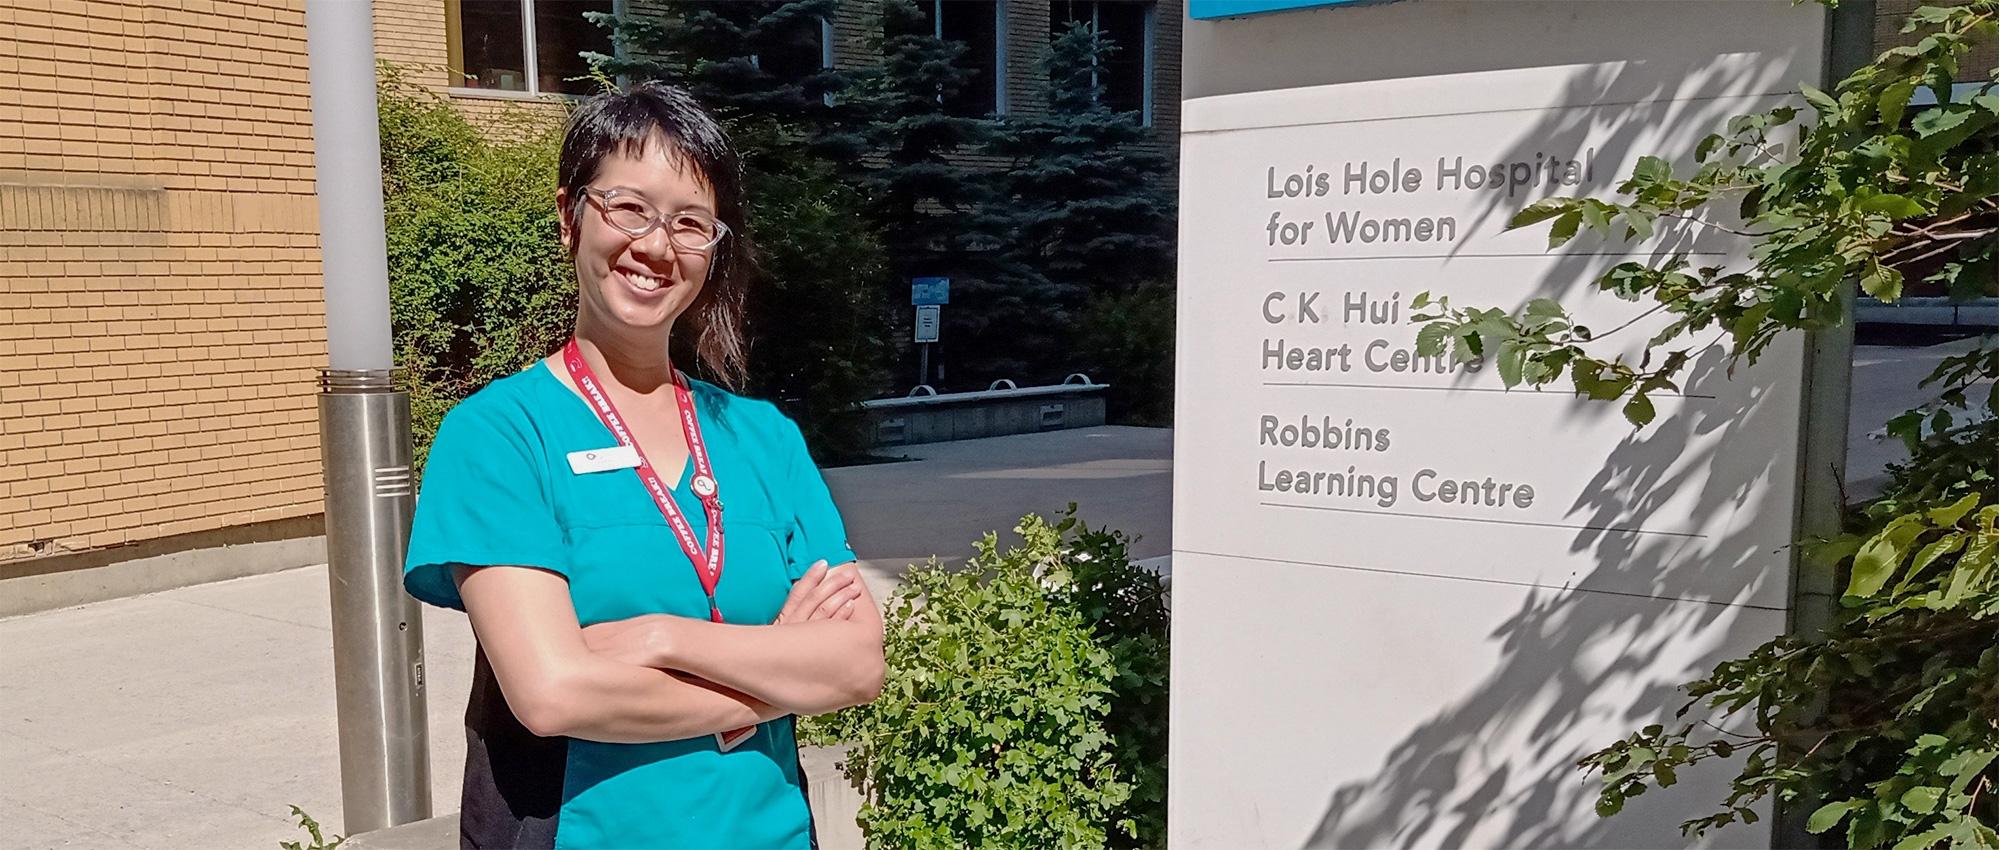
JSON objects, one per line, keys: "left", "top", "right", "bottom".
{"left": 576, "top": 186, "right": 732, "bottom": 253}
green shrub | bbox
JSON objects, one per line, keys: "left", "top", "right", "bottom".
{"left": 817, "top": 509, "right": 1168, "bottom": 849}
{"left": 278, "top": 805, "right": 344, "bottom": 850}
{"left": 1075, "top": 281, "right": 1175, "bottom": 427}
{"left": 1063, "top": 514, "right": 1170, "bottom": 848}
{"left": 377, "top": 65, "right": 574, "bottom": 471}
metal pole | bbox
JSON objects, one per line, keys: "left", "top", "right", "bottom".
{"left": 1775, "top": 4, "right": 1871, "bottom": 847}
{"left": 919, "top": 343, "right": 930, "bottom": 389}
{"left": 319, "top": 373, "right": 431, "bottom": 833}
{"left": 304, "top": 0, "right": 431, "bottom": 833}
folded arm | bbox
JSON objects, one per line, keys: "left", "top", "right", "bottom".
{"left": 454, "top": 564, "right": 788, "bottom": 744}
{"left": 585, "top": 562, "right": 886, "bottom": 717}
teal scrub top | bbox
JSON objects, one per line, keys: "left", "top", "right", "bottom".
{"left": 403, "top": 361, "right": 857, "bottom": 850}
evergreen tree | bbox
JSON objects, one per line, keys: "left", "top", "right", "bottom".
{"left": 992, "top": 20, "right": 1177, "bottom": 400}
{"left": 588, "top": 1, "right": 842, "bottom": 131}
{"left": 838, "top": 0, "right": 1039, "bottom": 387}
{"left": 843, "top": 0, "right": 997, "bottom": 270}
{"left": 586, "top": 3, "right": 894, "bottom": 459}
{"left": 998, "top": 20, "right": 1175, "bottom": 296}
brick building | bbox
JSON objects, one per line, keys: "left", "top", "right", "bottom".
{"left": 1, "top": 0, "right": 326, "bottom": 611}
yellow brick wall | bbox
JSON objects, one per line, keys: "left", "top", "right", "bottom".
{"left": 375, "top": 0, "right": 449, "bottom": 83}
{"left": 1, "top": 0, "right": 326, "bottom": 560}
{"left": 375, "top": 0, "right": 573, "bottom": 134}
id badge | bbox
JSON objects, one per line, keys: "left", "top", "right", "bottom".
{"left": 717, "top": 725, "right": 756, "bottom": 752}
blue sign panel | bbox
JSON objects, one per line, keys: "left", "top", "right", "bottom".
{"left": 911, "top": 277, "right": 950, "bottom": 305}
{"left": 1189, "top": 0, "right": 1373, "bottom": 20}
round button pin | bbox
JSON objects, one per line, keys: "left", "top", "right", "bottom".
{"left": 692, "top": 475, "right": 717, "bottom": 498}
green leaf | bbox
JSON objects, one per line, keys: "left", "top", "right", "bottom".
{"left": 1415, "top": 322, "right": 1451, "bottom": 357}
{"left": 1410, "top": 291, "right": 1432, "bottom": 310}
{"left": 1858, "top": 194, "right": 1927, "bottom": 220}
{"left": 1900, "top": 786, "right": 1945, "bottom": 814}
{"left": 1497, "top": 340, "right": 1526, "bottom": 388}
{"left": 1806, "top": 800, "right": 1863, "bottom": 834}
{"left": 1946, "top": 750, "right": 1997, "bottom": 792}
{"left": 1927, "top": 493, "right": 1982, "bottom": 527}
{"left": 1891, "top": 824, "right": 1953, "bottom": 850}
{"left": 1549, "top": 209, "right": 1582, "bottom": 249}
{"left": 1901, "top": 533, "right": 1966, "bottom": 590}
{"left": 1941, "top": 555, "right": 1988, "bottom": 608}
{"left": 1523, "top": 298, "right": 1567, "bottom": 325}
{"left": 1508, "top": 198, "right": 1571, "bottom": 230}
{"left": 1861, "top": 264, "right": 1905, "bottom": 302}
{"left": 1694, "top": 133, "right": 1724, "bottom": 162}
{"left": 1580, "top": 201, "right": 1612, "bottom": 233}
{"left": 1801, "top": 84, "right": 1839, "bottom": 114}
{"left": 1847, "top": 515, "right": 1927, "bottom": 598}
{"left": 1623, "top": 208, "right": 1656, "bottom": 240}
{"left": 1878, "top": 79, "right": 1918, "bottom": 126}
{"left": 1912, "top": 106, "right": 1972, "bottom": 138}
{"left": 1623, "top": 393, "right": 1656, "bottom": 427}
{"left": 1632, "top": 156, "right": 1671, "bottom": 184}
{"left": 1652, "top": 762, "right": 1678, "bottom": 787}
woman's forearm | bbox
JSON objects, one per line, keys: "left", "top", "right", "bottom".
{"left": 658, "top": 617, "right": 884, "bottom": 716}
{"left": 544, "top": 655, "right": 790, "bottom": 744}
{"left": 455, "top": 564, "right": 787, "bottom": 745}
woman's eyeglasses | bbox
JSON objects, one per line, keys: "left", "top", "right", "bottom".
{"left": 579, "top": 187, "right": 730, "bottom": 253}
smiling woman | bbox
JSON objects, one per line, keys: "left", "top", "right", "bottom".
{"left": 402, "top": 83, "right": 884, "bottom": 850}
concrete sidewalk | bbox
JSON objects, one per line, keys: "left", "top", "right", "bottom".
{"left": 0, "top": 426, "right": 1172, "bottom": 850}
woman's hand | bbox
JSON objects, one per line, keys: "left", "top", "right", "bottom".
{"left": 773, "top": 560, "right": 865, "bottom": 625}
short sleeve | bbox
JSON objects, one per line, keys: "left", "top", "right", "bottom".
{"left": 778, "top": 416, "right": 858, "bottom": 579}
{"left": 403, "top": 399, "right": 569, "bottom": 610}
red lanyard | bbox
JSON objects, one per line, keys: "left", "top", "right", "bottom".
{"left": 561, "top": 339, "right": 727, "bottom": 623}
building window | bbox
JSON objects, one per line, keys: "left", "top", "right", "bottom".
{"left": 895, "top": 0, "right": 1006, "bottom": 117}
{"left": 752, "top": 8, "right": 834, "bottom": 85}
{"left": 447, "top": 0, "right": 615, "bottom": 96}
{"left": 1050, "top": 0, "right": 1153, "bottom": 125}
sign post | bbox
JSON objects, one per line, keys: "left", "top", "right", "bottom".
{"left": 911, "top": 278, "right": 948, "bottom": 387}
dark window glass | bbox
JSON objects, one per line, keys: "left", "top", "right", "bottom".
{"left": 1050, "top": 0, "right": 1087, "bottom": 32}
{"left": 755, "top": 5, "right": 829, "bottom": 84}
{"left": 534, "top": 0, "right": 614, "bottom": 95}
{"left": 1047, "top": 1, "right": 1151, "bottom": 120}
{"left": 938, "top": 1, "right": 999, "bottom": 116}
{"left": 457, "top": 0, "right": 528, "bottom": 91}
{"left": 1096, "top": 2, "right": 1148, "bottom": 116}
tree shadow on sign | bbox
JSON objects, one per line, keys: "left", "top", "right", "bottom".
{"left": 1300, "top": 55, "right": 1809, "bottom": 850}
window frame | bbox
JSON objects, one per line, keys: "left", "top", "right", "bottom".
{"left": 925, "top": 0, "right": 1008, "bottom": 116}
{"left": 445, "top": 0, "right": 626, "bottom": 101}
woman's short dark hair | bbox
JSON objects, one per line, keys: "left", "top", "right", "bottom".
{"left": 558, "top": 82, "right": 755, "bottom": 389}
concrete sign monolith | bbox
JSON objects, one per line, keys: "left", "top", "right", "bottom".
{"left": 1170, "top": 3, "right": 1830, "bottom": 847}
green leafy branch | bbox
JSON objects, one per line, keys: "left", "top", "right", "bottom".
{"left": 1413, "top": 1, "right": 1996, "bottom": 428}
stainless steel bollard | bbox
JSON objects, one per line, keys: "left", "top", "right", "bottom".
{"left": 320, "top": 369, "right": 431, "bottom": 833}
